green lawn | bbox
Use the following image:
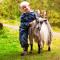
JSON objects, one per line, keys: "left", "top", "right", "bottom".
{"left": 0, "top": 27, "right": 22, "bottom": 60}
{"left": 0, "top": 19, "right": 20, "bottom": 26}
{"left": 0, "top": 27, "right": 60, "bottom": 60}
{"left": 52, "top": 26, "right": 60, "bottom": 32}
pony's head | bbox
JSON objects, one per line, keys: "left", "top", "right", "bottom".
{"left": 36, "top": 17, "right": 47, "bottom": 31}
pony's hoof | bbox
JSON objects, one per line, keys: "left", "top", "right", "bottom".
{"left": 38, "top": 51, "right": 41, "bottom": 54}
{"left": 21, "top": 51, "right": 27, "bottom": 56}
{"left": 48, "top": 47, "right": 51, "bottom": 51}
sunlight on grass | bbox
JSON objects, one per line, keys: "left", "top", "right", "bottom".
{"left": 52, "top": 27, "right": 60, "bottom": 32}
{"left": 0, "top": 27, "right": 60, "bottom": 60}
{"left": 0, "top": 19, "right": 20, "bottom": 26}
{"left": 0, "top": 27, "right": 22, "bottom": 59}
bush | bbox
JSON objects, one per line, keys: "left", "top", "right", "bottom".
{"left": 0, "top": 0, "right": 60, "bottom": 25}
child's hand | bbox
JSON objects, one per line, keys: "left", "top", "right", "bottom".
{"left": 29, "top": 20, "right": 35, "bottom": 27}
{"left": 29, "top": 22, "right": 33, "bottom": 27}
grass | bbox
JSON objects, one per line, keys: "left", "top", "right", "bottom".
{"left": 0, "top": 19, "right": 60, "bottom": 60}
{"left": 0, "top": 27, "right": 22, "bottom": 60}
{"left": 0, "top": 19, "right": 20, "bottom": 26}
{"left": 0, "top": 26, "right": 60, "bottom": 60}
{"left": 52, "top": 26, "right": 60, "bottom": 32}
{"left": 0, "top": 19, "right": 60, "bottom": 32}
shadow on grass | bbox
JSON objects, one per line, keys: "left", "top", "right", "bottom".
{"left": 0, "top": 50, "right": 52, "bottom": 60}
{"left": 0, "top": 51, "right": 21, "bottom": 60}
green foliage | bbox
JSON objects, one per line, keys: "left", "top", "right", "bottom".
{"left": 48, "top": 10, "right": 60, "bottom": 23}
{"left": 0, "top": 0, "right": 60, "bottom": 25}
{"left": 0, "top": 0, "right": 20, "bottom": 19}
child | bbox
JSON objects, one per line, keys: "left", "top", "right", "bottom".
{"left": 19, "top": 1, "right": 36, "bottom": 56}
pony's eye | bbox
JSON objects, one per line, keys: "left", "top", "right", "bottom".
{"left": 40, "top": 21, "right": 43, "bottom": 24}
{"left": 36, "top": 21, "right": 39, "bottom": 23}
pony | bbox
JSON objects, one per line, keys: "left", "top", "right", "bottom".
{"left": 29, "top": 17, "right": 52, "bottom": 53}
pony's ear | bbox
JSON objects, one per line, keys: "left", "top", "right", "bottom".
{"left": 40, "top": 10, "right": 47, "bottom": 18}
{"left": 43, "top": 10, "right": 47, "bottom": 18}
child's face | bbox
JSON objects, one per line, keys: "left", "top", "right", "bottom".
{"left": 19, "top": 5, "right": 30, "bottom": 13}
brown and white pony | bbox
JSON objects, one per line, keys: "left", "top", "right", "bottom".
{"left": 29, "top": 17, "right": 52, "bottom": 53}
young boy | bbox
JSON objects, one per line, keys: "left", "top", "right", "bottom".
{"left": 19, "top": 1, "right": 36, "bottom": 56}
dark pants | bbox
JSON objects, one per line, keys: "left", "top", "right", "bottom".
{"left": 19, "top": 27, "right": 29, "bottom": 48}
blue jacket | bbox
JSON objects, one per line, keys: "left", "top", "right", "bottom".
{"left": 20, "top": 12, "right": 36, "bottom": 29}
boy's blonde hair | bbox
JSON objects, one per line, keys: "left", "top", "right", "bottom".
{"left": 20, "top": 1, "right": 29, "bottom": 8}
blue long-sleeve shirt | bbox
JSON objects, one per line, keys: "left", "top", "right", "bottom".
{"left": 20, "top": 12, "right": 36, "bottom": 29}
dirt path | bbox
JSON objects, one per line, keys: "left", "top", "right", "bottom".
{"left": 3, "top": 24, "right": 19, "bottom": 30}
{"left": 53, "top": 32, "right": 60, "bottom": 38}
{"left": 3, "top": 24, "right": 60, "bottom": 38}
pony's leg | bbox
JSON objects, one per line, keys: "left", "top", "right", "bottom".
{"left": 29, "top": 27, "right": 33, "bottom": 53}
{"left": 40, "top": 32, "right": 44, "bottom": 49}
{"left": 41, "top": 40, "right": 44, "bottom": 49}
{"left": 48, "top": 41, "right": 51, "bottom": 51}
{"left": 38, "top": 34, "right": 42, "bottom": 53}
{"left": 38, "top": 40, "right": 42, "bottom": 53}
{"left": 47, "top": 32, "right": 52, "bottom": 51}
{"left": 29, "top": 35, "right": 33, "bottom": 53}
{"left": 45, "top": 21, "right": 52, "bottom": 51}
{"left": 30, "top": 41, "right": 33, "bottom": 53}
{"left": 40, "top": 32, "right": 44, "bottom": 51}
{"left": 38, "top": 41, "right": 41, "bottom": 53}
